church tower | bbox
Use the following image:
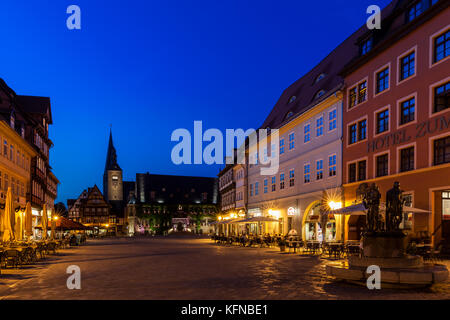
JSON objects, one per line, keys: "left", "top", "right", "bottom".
{"left": 103, "top": 129, "right": 123, "bottom": 202}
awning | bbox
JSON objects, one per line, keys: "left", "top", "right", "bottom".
{"left": 239, "top": 216, "right": 279, "bottom": 223}
{"left": 36, "top": 216, "right": 91, "bottom": 230}
{"left": 379, "top": 203, "right": 430, "bottom": 214}
{"left": 327, "top": 203, "right": 367, "bottom": 215}
{"left": 328, "top": 203, "right": 431, "bottom": 215}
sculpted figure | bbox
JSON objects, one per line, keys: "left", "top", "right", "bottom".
{"left": 363, "top": 183, "right": 381, "bottom": 232}
{"left": 386, "top": 182, "right": 404, "bottom": 231}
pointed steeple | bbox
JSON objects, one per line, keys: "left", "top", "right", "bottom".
{"left": 105, "top": 128, "right": 121, "bottom": 172}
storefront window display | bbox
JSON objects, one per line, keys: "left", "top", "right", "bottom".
{"left": 325, "top": 219, "right": 336, "bottom": 242}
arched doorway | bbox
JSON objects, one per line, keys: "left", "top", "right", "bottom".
{"left": 302, "top": 201, "right": 322, "bottom": 242}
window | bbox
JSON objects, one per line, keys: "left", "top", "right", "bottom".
{"left": 271, "top": 177, "right": 276, "bottom": 192}
{"left": 349, "top": 124, "right": 357, "bottom": 145}
{"left": 376, "top": 154, "right": 389, "bottom": 177}
{"left": 289, "top": 170, "right": 295, "bottom": 187}
{"left": 255, "top": 182, "right": 259, "bottom": 195}
{"left": 304, "top": 164, "right": 311, "bottom": 183}
{"left": 400, "top": 52, "right": 415, "bottom": 81}
{"left": 407, "top": 1, "right": 424, "bottom": 22}
{"left": 250, "top": 184, "right": 253, "bottom": 197}
{"left": 358, "top": 160, "right": 367, "bottom": 181}
{"left": 285, "top": 111, "right": 294, "bottom": 120}
{"left": 289, "top": 96, "right": 296, "bottom": 104}
{"left": 329, "top": 110, "right": 337, "bottom": 131}
{"left": 264, "top": 179, "right": 268, "bottom": 193}
{"left": 316, "top": 160, "right": 323, "bottom": 180}
{"left": 400, "top": 98, "right": 415, "bottom": 125}
{"left": 10, "top": 145, "right": 13, "bottom": 162}
{"left": 315, "top": 74, "right": 326, "bottom": 83}
{"left": 376, "top": 67, "right": 389, "bottom": 93}
{"left": 280, "top": 139, "right": 285, "bottom": 155}
{"left": 358, "top": 81, "right": 367, "bottom": 103}
{"left": 434, "top": 136, "right": 450, "bottom": 165}
{"left": 3, "top": 140, "right": 7, "bottom": 157}
{"left": 315, "top": 90, "right": 325, "bottom": 99}
{"left": 348, "top": 80, "right": 367, "bottom": 109}
{"left": 434, "top": 81, "right": 449, "bottom": 113}
{"left": 361, "top": 37, "right": 372, "bottom": 55}
{"left": 400, "top": 147, "right": 415, "bottom": 172}
{"left": 349, "top": 87, "right": 357, "bottom": 108}
{"left": 316, "top": 117, "right": 324, "bottom": 137}
{"left": 376, "top": 109, "right": 389, "bottom": 134}
{"left": 289, "top": 133, "right": 295, "bottom": 150}
{"left": 443, "top": 191, "right": 450, "bottom": 221}
{"left": 358, "top": 119, "right": 367, "bottom": 141}
{"left": 263, "top": 148, "right": 268, "bottom": 163}
{"left": 348, "top": 163, "right": 357, "bottom": 183}
{"left": 280, "top": 174, "right": 285, "bottom": 190}
{"left": 304, "top": 124, "right": 311, "bottom": 143}
{"left": 434, "top": 29, "right": 449, "bottom": 63}
{"left": 329, "top": 155, "right": 337, "bottom": 177}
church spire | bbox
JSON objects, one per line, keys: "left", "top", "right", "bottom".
{"left": 105, "top": 128, "right": 121, "bottom": 172}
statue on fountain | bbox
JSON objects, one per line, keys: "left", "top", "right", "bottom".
{"left": 362, "top": 183, "right": 381, "bottom": 233}
{"left": 385, "top": 181, "right": 404, "bottom": 232}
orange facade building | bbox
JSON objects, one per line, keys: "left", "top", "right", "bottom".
{"left": 341, "top": 0, "right": 449, "bottom": 245}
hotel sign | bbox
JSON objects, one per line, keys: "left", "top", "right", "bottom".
{"left": 367, "top": 115, "right": 450, "bottom": 153}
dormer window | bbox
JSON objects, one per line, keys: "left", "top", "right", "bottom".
{"left": 315, "top": 90, "right": 326, "bottom": 100}
{"left": 361, "top": 37, "right": 373, "bottom": 55}
{"left": 315, "top": 74, "right": 326, "bottom": 83}
{"left": 408, "top": 1, "right": 424, "bottom": 22}
{"left": 407, "top": 0, "right": 438, "bottom": 23}
{"left": 285, "top": 111, "right": 294, "bottom": 120}
{"left": 288, "top": 96, "right": 296, "bottom": 104}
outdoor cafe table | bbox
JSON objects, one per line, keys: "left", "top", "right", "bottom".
{"left": 287, "top": 240, "right": 302, "bottom": 253}
{"left": 326, "top": 242, "right": 344, "bottom": 259}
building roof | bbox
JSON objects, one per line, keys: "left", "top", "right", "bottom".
{"left": 104, "top": 129, "right": 121, "bottom": 171}
{"left": 16, "top": 95, "right": 52, "bottom": 124}
{"left": 260, "top": 1, "right": 399, "bottom": 130}
{"left": 341, "top": 0, "right": 447, "bottom": 76}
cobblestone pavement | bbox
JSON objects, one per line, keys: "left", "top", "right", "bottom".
{"left": 0, "top": 236, "right": 449, "bottom": 300}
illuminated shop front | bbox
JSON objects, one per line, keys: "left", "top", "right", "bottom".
{"left": 304, "top": 202, "right": 322, "bottom": 241}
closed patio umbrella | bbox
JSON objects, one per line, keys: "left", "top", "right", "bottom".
{"left": 24, "top": 202, "right": 33, "bottom": 238}
{"left": 41, "top": 204, "right": 48, "bottom": 240}
{"left": 2, "top": 187, "right": 15, "bottom": 242}
{"left": 50, "top": 208, "right": 56, "bottom": 240}
{"left": 15, "top": 208, "right": 23, "bottom": 241}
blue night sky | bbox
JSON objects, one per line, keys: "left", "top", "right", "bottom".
{"left": 0, "top": 0, "right": 391, "bottom": 205}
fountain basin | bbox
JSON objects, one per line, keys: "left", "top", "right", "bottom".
{"left": 326, "top": 261, "right": 449, "bottom": 287}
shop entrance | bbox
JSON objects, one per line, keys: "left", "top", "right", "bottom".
{"left": 442, "top": 191, "right": 450, "bottom": 240}
{"left": 304, "top": 202, "right": 322, "bottom": 241}
{"left": 348, "top": 215, "right": 365, "bottom": 241}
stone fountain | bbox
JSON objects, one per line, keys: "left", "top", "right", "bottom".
{"left": 326, "top": 182, "right": 449, "bottom": 287}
